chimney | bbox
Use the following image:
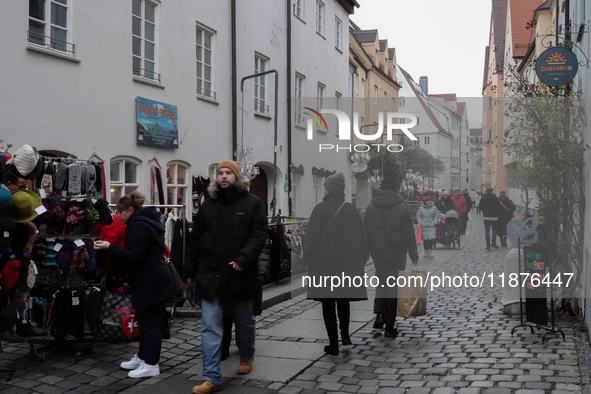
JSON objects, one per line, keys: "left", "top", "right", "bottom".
{"left": 419, "top": 76, "right": 429, "bottom": 95}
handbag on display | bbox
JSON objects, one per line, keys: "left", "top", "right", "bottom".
{"left": 96, "top": 290, "right": 139, "bottom": 343}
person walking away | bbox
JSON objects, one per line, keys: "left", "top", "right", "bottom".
{"left": 305, "top": 172, "right": 367, "bottom": 355}
{"left": 185, "top": 161, "right": 267, "bottom": 394}
{"left": 94, "top": 191, "right": 174, "bottom": 378}
{"left": 475, "top": 192, "right": 482, "bottom": 215}
{"left": 497, "top": 191, "right": 516, "bottom": 247}
{"left": 478, "top": 188, "right": 502, "bottom": 250}
{"left": 435, "top": 190, "right": 456, "bottom": 213}
{"left": 451, "top": 190, "right": 467, "bottom": 235}
{"left": 416, "top": 196, "right": 438, "bottom": 258}
{"left": 461, "top": 190, "right": 472, "bottom": 235}
{"left": 364, "top": 177, "right": 418, "bottom": 338}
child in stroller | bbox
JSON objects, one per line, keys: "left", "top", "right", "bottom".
{"left": 435, "top": 210, "right": 461, "bottom": 249}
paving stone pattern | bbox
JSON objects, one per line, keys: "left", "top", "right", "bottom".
{"left": 0, "top": 214, "right": 587, "bottom": 393}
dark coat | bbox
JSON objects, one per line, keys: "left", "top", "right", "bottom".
{"left": 435, "top": 196, "right": 456, "bottom": 213}
{"left": 305, "top": 192, "right": 368, "bottom": 301}
{"left": 186, "top": 178, "right": 267, "bottom": 303}
{"left": 107, "top": 207, "right": 174, "bottom": 312}
{"left": 478, "top": 194, "right": 502, "bottom": 219}
{"left": 364, "top": 190, "right": 419, "bottom": 270}
{"left": 497, "top": 196, "right": 516, "bottom": 236}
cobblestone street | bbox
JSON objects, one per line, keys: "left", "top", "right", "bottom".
{"left": 0, "top": 213, "right": 587, "bottom": 393}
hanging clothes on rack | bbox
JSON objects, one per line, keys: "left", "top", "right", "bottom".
{"left": 164, "top": 211, "right": 177, "bottom": 249}
{"left": 191, "top": 175, "right": 210, "bottom": 222}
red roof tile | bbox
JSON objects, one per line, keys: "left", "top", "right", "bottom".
{"left": 510, "top": 0, "right": 545, "bottom": 58}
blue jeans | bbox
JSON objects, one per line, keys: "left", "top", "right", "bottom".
{"left": 484, "top": 220, "right": 497, "bottom": 247}
{"left": 201, "top": 296, "right": 256, "bottom": 386}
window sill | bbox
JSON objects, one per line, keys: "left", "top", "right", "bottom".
{"left": 254, "top": 112, "right": 273, "bottom": 120}
{"left": 294, "top": 123, "right": 306, "bottom": 130}
{"left": 316, "top": 31, "right": 326, "bottom": 40}
{"left": 335, "top": 46, "right": 343, "bottom": 54}
{"left": 295, "top": 15, "right": 306, "bottom": 24}
{"left": 26, "top": 44, "right": 81, "bottom": 63}
{"left": 133, "top": 76, "right": 165, "bottom": 89}
{"left": 197, "top": 95, "right": 219, "bottom": 105}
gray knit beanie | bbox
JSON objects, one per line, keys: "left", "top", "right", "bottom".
{"left": 324, "top": 172, "right": 346, "bottom": 194}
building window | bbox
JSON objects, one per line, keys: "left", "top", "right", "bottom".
{"left": 374, "top": 86, "right": 378, "bottom": 105}
{"left": 488, "top": 97, "right": 493, "bottom": 108}
{"left": 293, "top": 0, "right": 303, "bottom": 19}
{"left": 110, "top": 158, "right": 140, "bottom": 203}
{"left": 375, "top": 50, "right": 379, "bottom": 66}
{"left": 335, "top": 91, "right": 342, "bottom": 134}
{"left": 361, "top": 78, "right": 365, "bottom": 98}
{"left": 294, "top": 73, "right": 305, "bottom": 125}
{"left": 254, "top": 53, "right": 268, "bottom": 115}
{"left": 360, "top": 117, "right": 365, "bottom": 127}
{"left": 399, "top": 118, "right": 405, "bottom": 124}
{"left": 196, "top": 24, "right": 215, "bottom": 99}
{"left": 335, "top": 17, "right": 342, "bottom": 50}
{"left": 424, "top": 136, "right": 430, "bottom": 145}
{"left": 385, "top": 57, "right": 389, "bottom": 74}
{"left": 292, "top": 174, "right": 300, "bottom": 216}
{"left": 417, "top": 117, "right": 420, "bottom": 125}
{"left": 384, "top": 92, "right": 387, "bottom": 110}
{"left": 354, "top": 74, "right": 359, "bottom": 95}
{"left": 167, "top": 163, "right": 188, "bottom": 206}
{"left": 28, "top": 0, "right": 72, "bottom": 53}
{"left": 399, "top": 97, "right": 406, "bottom": 107}
{"left": 132, "top": 0, "right": 158, "bottom": 81}
{"left": 317, "top": 83, "right": 325, "bottom": 129}
{"left": 488, "top": 129, "right": 492, "bottom": 141}
{"left": 313, "top": 175, "right": 321, "bottom": 205}
{"left": 316, "top": 0, "right": 325, "bottom": 36}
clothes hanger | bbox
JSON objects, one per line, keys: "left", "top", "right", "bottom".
{"left": 148, "top": 156, "right": 162, "bottom": 169}
{"left": 88, "top": 152, "right": 104, "bottom": 162}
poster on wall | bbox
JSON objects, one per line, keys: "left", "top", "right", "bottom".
{"left": 136, "top": 97, "right": 179, "bottom": 149}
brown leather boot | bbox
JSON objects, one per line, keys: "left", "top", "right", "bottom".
{"left": 192, "top": 380, "right": 222, "bottom": 393}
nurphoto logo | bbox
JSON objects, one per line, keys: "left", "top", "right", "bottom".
{"left": 305, "top": 109, "right": 418, "bottom": 153}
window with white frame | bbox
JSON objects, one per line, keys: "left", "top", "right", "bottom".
{"left": 374, "top": 86, "right": 378, "bottom": 105}
{"left": 361, "top": 78, "right": 365, "bottom": 98}
{"left": 360, "top": 117, "right": 364, "bottom": 127}
{"left": 398, "top": 97, "right": 405, "bottom": 107}
{"left": 375, "top": 50, "right": 379, "bottom": 66}
{"left": 316, "top": 0, "right": 325, "bottom": 36}
{"left": 335, "top": 91, "right": 342, "bottom": 134}
{"left": 28, "top": 0, "right": 72, "bottom": 53}
{"left": 110, "top": 158, "right": 140, "bottom": 203}
{"left": 254, "top": 53, "right": 268, "bottom": 115}
{"left": 384, "top": 92, "right": 387, "bottom": 110}
{"left": 335, "top": 17, "right": 342, "bottom": 50}
{"left": 196, "top": 23, "right": 215, "bottom": 99}
{"left": 417, "top": 117, "right": 420, "bottom": 125}
{"left": 385, "top": 57, "right": 388, "bottom": 73}
{"left": 354, "top": 74, "right": 358, "bottom": 95}
{"left": 317, "top": 83, "right": 325, "bottom": 129}
{"left": 294, "top": 73, "right": 305, "bottom": 125}
{"left": 132, "top": 0, "right": 158, "bottom": 81}
{"left": 292, "top": 173, "right": 300, "bottom": 216}
{"left": 166, "top": 162, "right": 189, "bottom": 206}
{"left": 293, "top": 0, "right": 303, "bottom": 19}
{"left": 424, "top": 136, "right": 430, "bottom": 145}
{"left": 313, "top": 175, "right": 321, "bottom": 205}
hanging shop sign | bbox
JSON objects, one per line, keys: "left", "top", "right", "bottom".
{"left": 535, "top": 47, "right": 578, "bottom": 87}
{"left": 523, "top": 243, "right": 548, "bottom": 326}
{"left": 136, "top": 97, "right": 179, "bottom": 149}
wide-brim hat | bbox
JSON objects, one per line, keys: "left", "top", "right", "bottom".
{"left": 9, "top": 190, "right": 42, "bottom": 223}
{"left": 7, "top": 144, "right": 39, "bottom": 178}
{"left": 0, "top": 188, "right": 13, "bottom": 222}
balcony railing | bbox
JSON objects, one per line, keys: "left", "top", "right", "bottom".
{"left": 197, "top": 87, "right": 216, "bottom": 100}
{"left": 27, "top": 30, "right": 75, "bottom": 54}
{"left": 255, "top": 101, "right": 270, "bottom": 116}
{"left": 133, "top": 66, "right": 161, "bottom": 83}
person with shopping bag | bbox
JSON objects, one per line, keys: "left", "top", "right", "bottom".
{"left": 416, "top": 196, "right": 439, "bottom": 258}
{"left": 364, "top": 176, "right": 419, "bottom": 338}
{"left": 94, "top": 191, "right": 174, "bottom": 378}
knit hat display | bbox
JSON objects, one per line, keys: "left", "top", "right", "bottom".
{"left": 84, "top": 200, "right": 99, "bottom": 224}
{"left": 56, "top": 242, "right": 73, "bottom": 271}
{"left": 9, "top": 189, "right": 42, "bottom": 223}
{"left": 54, "top": 162, "right": 68, "bottom": 191}
{"left": 26, "top": 152, "right": 44, "bottom": 181}
{"left": 7, "top": 144, "right": 38, "bottom": 178}
{"left": 68, "top": 163, "right": 81, "bottom": 195}
{"left": 380, "top": 176, "right": 398, "bottom": 192}
{"left": 83, "top": 163, "right": 97, "bottom": 194}
{"left": 45, "top": 242, "right": 58, "bottom": 268}
{"left": 0, "top": 188, "right": 13, "bottom": 222}
{"left": 323, "top": 172, "right": 346, "bottom": 194}
{"left": 218, "top": 160, "right": 241, "bottom": 179}
{"left": 0, "top": 259, "right": 21, "bottom": 294}
{"left": 94, "top": 199, "right": 113, "bottom": 226}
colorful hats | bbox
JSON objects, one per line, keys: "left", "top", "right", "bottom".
{"left": 7, "top": 145, "right": 39, "bottom": 178}
{"left": 0, "top": 188, "right": 13, "bottom": 222}
{"left": 9, "top": 190, "right": 42, "bottom": 223}
{"left": 0, "top": 259, "right": 21, "bottom": 294}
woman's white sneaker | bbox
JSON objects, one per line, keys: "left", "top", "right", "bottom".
{"left": 120, "top": 354, "right": 144, "bottom": 370}
{"left": 128, "top": 361, "right": 160, "bottom": 378}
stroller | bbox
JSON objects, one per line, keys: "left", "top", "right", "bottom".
{"left": 435, "top": 210, "right": 461, "bottom": 249}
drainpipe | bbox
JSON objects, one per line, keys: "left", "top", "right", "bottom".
{"left": 231, "top": 0, "right": 238, "bottom": 156}
{"left": 286, "top": 0, "right": 292, "bottom": 216}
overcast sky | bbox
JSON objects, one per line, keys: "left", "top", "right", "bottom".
{"left": 351, "top": 0, "right": 492, "bottom": 125}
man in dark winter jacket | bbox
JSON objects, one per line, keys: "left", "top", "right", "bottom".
{"left": 497, "top": 191, "right": 516, "bottom": 247}
{"left": 186, "top": 161, "right": 267, "bottom": 394}
{"left": 478, "top": 187, "right": 502, "bottom": 250}
{"left": 364, "top": 176, "right": 419, "bottom": 338}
